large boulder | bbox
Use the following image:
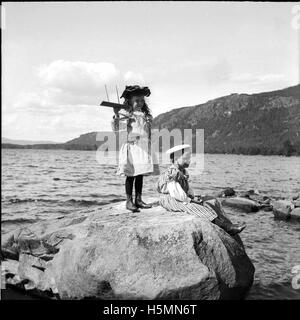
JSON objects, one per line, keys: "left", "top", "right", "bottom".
{"left": 1, "top": 198, "right": 255, "bottom": 300}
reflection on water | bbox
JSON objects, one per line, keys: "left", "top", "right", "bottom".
{"left": 1, "top": 149, "right": 300, "bottom": 299}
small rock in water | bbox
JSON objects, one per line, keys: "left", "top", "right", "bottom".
{"left": 260, "top": 204, "right": 273, "bottom": 211}
{"left": 271, "top": 200, "right": 294, "bottom": 220}
{"left": 24, "top": 280, "right": 36, "bottom": 291}
{"left": 290, "top": 207, "right": 300, "bottom": 222}
{"left": 217, "top": 187, "right": 236, "bottom": 197}
{"left": 6, "top": 274, "right": 22, "bottom": 286}
{"left": 263, "top": 196, "right": 270, "bottom": 202}
{"left": 239, "top": 189, "right": 267, "bottom": 204}
{"left": 221, "top": 196, "right": 260, "bottom": 212}
{"left": 292, "top": 193, "right": 300, "bottom": 201}
{"left": 292, "top": 200, "right": 300, "bottom": 208}
{"left": 249, "top": 194, "right": 266, "bottom": 203}
{"left": 247, "top": 189, "right": 260, "bottom": 195}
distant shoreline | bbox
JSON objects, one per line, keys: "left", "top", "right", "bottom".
{"left": 3, "top": 83, "right": 300, "bottom": 157}
{"left": 2, "top": 144, "right": 299, "bottom": 157}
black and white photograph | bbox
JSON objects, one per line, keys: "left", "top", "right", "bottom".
{"left": 1, "top": 0, "right": 300, "bottom": 310}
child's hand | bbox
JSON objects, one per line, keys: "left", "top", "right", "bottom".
{"left": 113, "top": 107, "right": 119, "bottom": 117}
{"left": 196, "top": 196, "right": 203, "bottom": 203}
{"left": 191, "top": 199, "right": 203, "bottom": 205}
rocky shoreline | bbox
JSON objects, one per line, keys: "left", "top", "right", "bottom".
{"left": 217, "top": 188, "right": 300, "bottom": 221}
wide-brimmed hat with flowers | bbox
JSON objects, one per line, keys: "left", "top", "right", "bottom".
{"left": 120, "top": 85, "right": 151, "bottom": 100}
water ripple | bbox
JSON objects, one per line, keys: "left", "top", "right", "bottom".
{"left": 1, "top": 149, "right": 300, "bottom": 299}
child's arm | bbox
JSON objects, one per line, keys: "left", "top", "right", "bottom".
{"left": 167, "top": 181, "right": 192, "bottom": 204}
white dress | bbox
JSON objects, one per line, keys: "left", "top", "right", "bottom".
{"left": 111, "top": 109, "right": 160, "bottom": 177}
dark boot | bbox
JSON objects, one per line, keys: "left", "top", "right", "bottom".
{"left": 125, "top": 176, "right": 139, "bottom": 212}
{"left": 135, "top": 193, "right": 152, "bottom": 209}
{"left": 126, "top": 194, "right": 140, "bottom": 212}
{"left": 213, "top": 217, "right": 246, "bottom": 236}
{"left": 134, "top": 175, "right": 152, "bottom": 209}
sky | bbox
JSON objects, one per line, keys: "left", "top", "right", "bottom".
{"left": 2, "top": 1, "right": 300, "bottom": 142}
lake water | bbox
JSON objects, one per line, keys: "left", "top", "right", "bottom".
{"left": 1, "top": 149, "right": 300, "bottom": 299}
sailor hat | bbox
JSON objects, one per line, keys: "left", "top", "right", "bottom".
{"left": 166, "top": 144, "right": 191, "bottom": 154}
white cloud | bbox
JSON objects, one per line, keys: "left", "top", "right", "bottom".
{"left": 10, "top": 60, "right": 150, "bottom": 114}
{"left": 38, "top": 60, "right": 120, "bottom": 95}
{"left": 14, "top": 91, "right": 53, "bottom": 112}
{"left": 124, "top": 71, "right": 145, "bottom": 85}
{"left": 2, "top": 103, "right": 114, "bottom": 142}
{"left": 3, "top": 60, "right": 150, "bottom": 141}
{"left": 230, "top": 72, "right": 285, "bottom": 84}
{"left": 257, "top": 74, "right": 285, "bottom": 82}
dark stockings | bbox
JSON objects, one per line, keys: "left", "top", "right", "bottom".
{"left": 125, "top": 176, "right": 138, "bottom": 212}
{"left": 135, "top": 175, "right": 143, "bottom": 196}
{"left": 125, "top": 175, "right": 151, "bottom": 210}
{"left": 125, "top": 176, "right": 135, "bottom": 196}
{"left": 125, "top": 175, "right": 143, "bottom": 197}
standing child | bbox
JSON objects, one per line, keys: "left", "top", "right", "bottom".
{"left": 112, "top": 85, "right": 160, "bottom": 212}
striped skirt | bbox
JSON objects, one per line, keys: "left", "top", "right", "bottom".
{"left": 159, "top": 194, "right": 218, "bottom": 221}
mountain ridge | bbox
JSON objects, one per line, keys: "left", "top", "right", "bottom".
{"left": 152, "top": 84, "right": 300, "bottom": 155}
{"left": 2, "top": 84, "right": 300, "bottom": 156}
